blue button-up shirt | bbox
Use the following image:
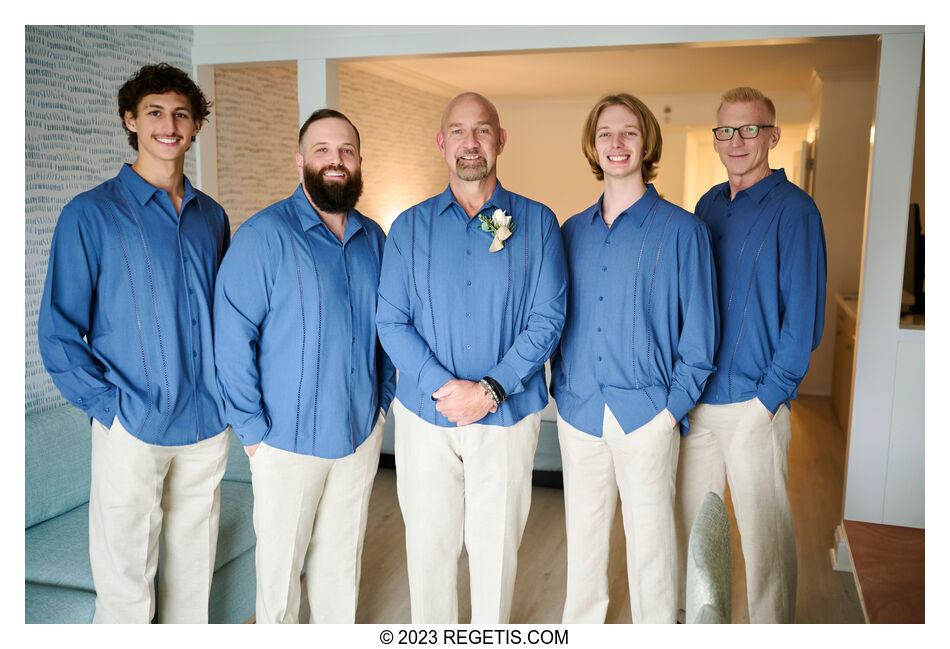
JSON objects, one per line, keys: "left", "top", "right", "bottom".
{"left": 550, "top": 185, "right": 718, "bottom": 437}
{"left": 214, "top": 186, "right": 396, "bottom": 459}
{"left": 37, "top": 164, "right": 230, "bottom": 446}
{"left": 376, "top": 182, "right": 567, "bottom": 427}
{"left": 696, "top": 169, "right": 827, "bottom": 412}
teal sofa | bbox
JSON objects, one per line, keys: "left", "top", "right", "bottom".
{"left": 25, "top": 404, "right": 257, "bottom": 623}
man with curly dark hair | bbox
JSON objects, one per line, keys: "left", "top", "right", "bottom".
{"left": 38, "top": 63, "right": 231, "bottom": 623}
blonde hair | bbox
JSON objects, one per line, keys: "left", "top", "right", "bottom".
{"left": 582, "top": 93, "right": 662, "bottom": 183}
{"left": 718, "top": 87, "right": 776, "bottom": 123}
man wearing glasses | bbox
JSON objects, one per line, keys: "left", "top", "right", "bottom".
{"left": 674, "top": 87, "right": 827, "bottom": 623}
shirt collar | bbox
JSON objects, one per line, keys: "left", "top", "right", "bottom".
{"left": 589, "top": 184, "right": 660, "bottom": 228}
{"left": 118, "top": 163, "right": 196, "bottom": 208}
{"left": 720, "top": 168, "right": 787, "bottom": 204}
{"left": 291, "top": 184, "right": 364, "bottom": 243}
{"left": 436, "top": 180, "right": 512, "bottom": 223}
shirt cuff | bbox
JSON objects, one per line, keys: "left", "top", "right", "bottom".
{"left": 84, "top": 386, "right": 118, "bottom": 429}
{"left": 665, "top": 386, "right": 695, "bottom": 427}
{"left": 756, "top": 378, "right": 789, "bottom": 416}
{"left": 232, "top": 410, "right": 270, "bottom": 446}
{"left": 418, "top": 357, "right": 456, "bottom": 397}
{"left": 379, "top": 393, "right": 394, "bottom": 417}
{"left": 485, "top": 361, "right": 525, "bottom": 399}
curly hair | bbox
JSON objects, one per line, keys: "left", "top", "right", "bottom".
{"left": 117, "top": 63, "right": 211, "bottom": 151}
{"left": 581, "top": 93, "right": 662, "bottom": 183}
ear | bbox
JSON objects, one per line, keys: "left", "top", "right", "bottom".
{"left": 295, "top": 152, "right": 305, "bottom": 179}
{"left": 124, "top": 110, "right": 138, "bottom": 133}
{"left": 192, "top": 120, "right": 202, "bottom": 137}
{"left": 436, "top": 130, "right": 445, "bottom": 153}
{"left": 769, "top": 125, "right": 782, "bottom": 150}
{"left": 496, "top": 128, "right": 507, "bottom": 155}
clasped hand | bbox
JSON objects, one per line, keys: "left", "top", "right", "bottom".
{"left": 433, "top": 379, "right": 497, "bottom": 426}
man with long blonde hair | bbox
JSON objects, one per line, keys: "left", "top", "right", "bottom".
{"left": 550, "top": 93, "right": 718, "bottom": 623}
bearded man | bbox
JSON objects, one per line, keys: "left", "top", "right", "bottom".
{"left": 213, "top": 108, "right": 395, "bottom": 623}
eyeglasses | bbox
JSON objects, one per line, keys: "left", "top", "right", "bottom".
{"left": 712, "top": 124, "right": 775, "bottom": 141}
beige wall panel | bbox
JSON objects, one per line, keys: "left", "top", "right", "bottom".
{"left": 215, "top": 64, "right": 300, "bottom": 233}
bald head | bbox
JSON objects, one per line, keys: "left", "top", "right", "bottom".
{"left": 441, "top": 92, "right": 501, "bottom": 133}
{"left": 437, "top": 91, "right": 507, "bottom": 184}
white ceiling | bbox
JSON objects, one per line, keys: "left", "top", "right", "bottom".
{"left": 344, "top": 35, "right": 880, "bottom": 99}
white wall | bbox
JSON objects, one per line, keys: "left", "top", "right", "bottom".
{"left": 799, "top": 67, "right": 876, "bottom": 397}
{"left": 494, "top": 96, "right": 602, "bottom": 222}
{"left": 843, "top": 32, "right": 924, "bottom": 528}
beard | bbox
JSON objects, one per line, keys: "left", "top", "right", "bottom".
{"left": 455, "top": 151, "right": 489, "bottom": 181}
{"left": 302, "top": 163, "right": 363, "bottom": 214}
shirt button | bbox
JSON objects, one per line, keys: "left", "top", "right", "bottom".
{"left": 188, "top": 288, "right": 195, "bottom": 295}
{"left": 602, "top": 266, "right": 607, "bottom": 272}
{"left": 598, "top": 296, "right": 604, "bottom": 301}
{"left": 466, "top": 312, "right": 471, "bottom": 317}
{"left": 467, "top": 249, "right": 472, "bottom": 255}
{"left": 466, "top": 344, "right": 472, "bottom": 350}
{"left": 597, "top": 356, "right": 602, "bottom": 361}
{"left": 193, "top": 351, "right": 197, "bottom": 358}
{"left": 466, "top": 280, "right": 472, "bottom": 286}
{"left": 600, "top": 384, "right": 606, "bottom": 390}
{"left": 104, "top": 407, "right": 109, "bottom": 412}
{"left": 191, "top": 319, "right": 197, "bottom": 326}
{"left": 351, "top": 368, "right": 355, "bottom": 373}
{"left": 597, "top": 327, "right": 602, "bottom": 332}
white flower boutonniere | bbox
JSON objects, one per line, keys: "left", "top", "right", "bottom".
{"left": 478, "top": 208, "right": 516, "bottom": 253}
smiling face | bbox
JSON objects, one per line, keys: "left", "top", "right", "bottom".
{"left": 713, "top": 100, "right": 781, "bottom": 185}
{"left": 594, "top": 103, "right": 645, "bottom": 183}
{"left": 296, "top": 116, "right": 363, "bottom": 214}
{"left": 123, "top": 91, "right": 200, "bottom": 165}
{"left": 437, "top": 93, "right": 507, "bottom": 183}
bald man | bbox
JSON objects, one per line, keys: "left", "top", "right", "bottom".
{"left": 377, "top": 92, "right": 567, "bottom": 623}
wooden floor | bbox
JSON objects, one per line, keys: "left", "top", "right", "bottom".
{"left": 353, "top": 394, "right": 865, "bottom": 624}
{"left": 843, "top": 520, "right": 925, "bottom": 623}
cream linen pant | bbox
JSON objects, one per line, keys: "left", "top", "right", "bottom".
{"left": 89, "top": 417, "right": 229, "bottom": 623}
{"left": 393, "top": 399, "right": 541, "bottom": 623}
{"left": 249, "top": 415, "right": 383, "bottom": 624}
{"left": 674, "top": 397, "right": 796, "bottom": 623}
{"left": 558, "top": 406, "right": 680, "bottom": 624}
